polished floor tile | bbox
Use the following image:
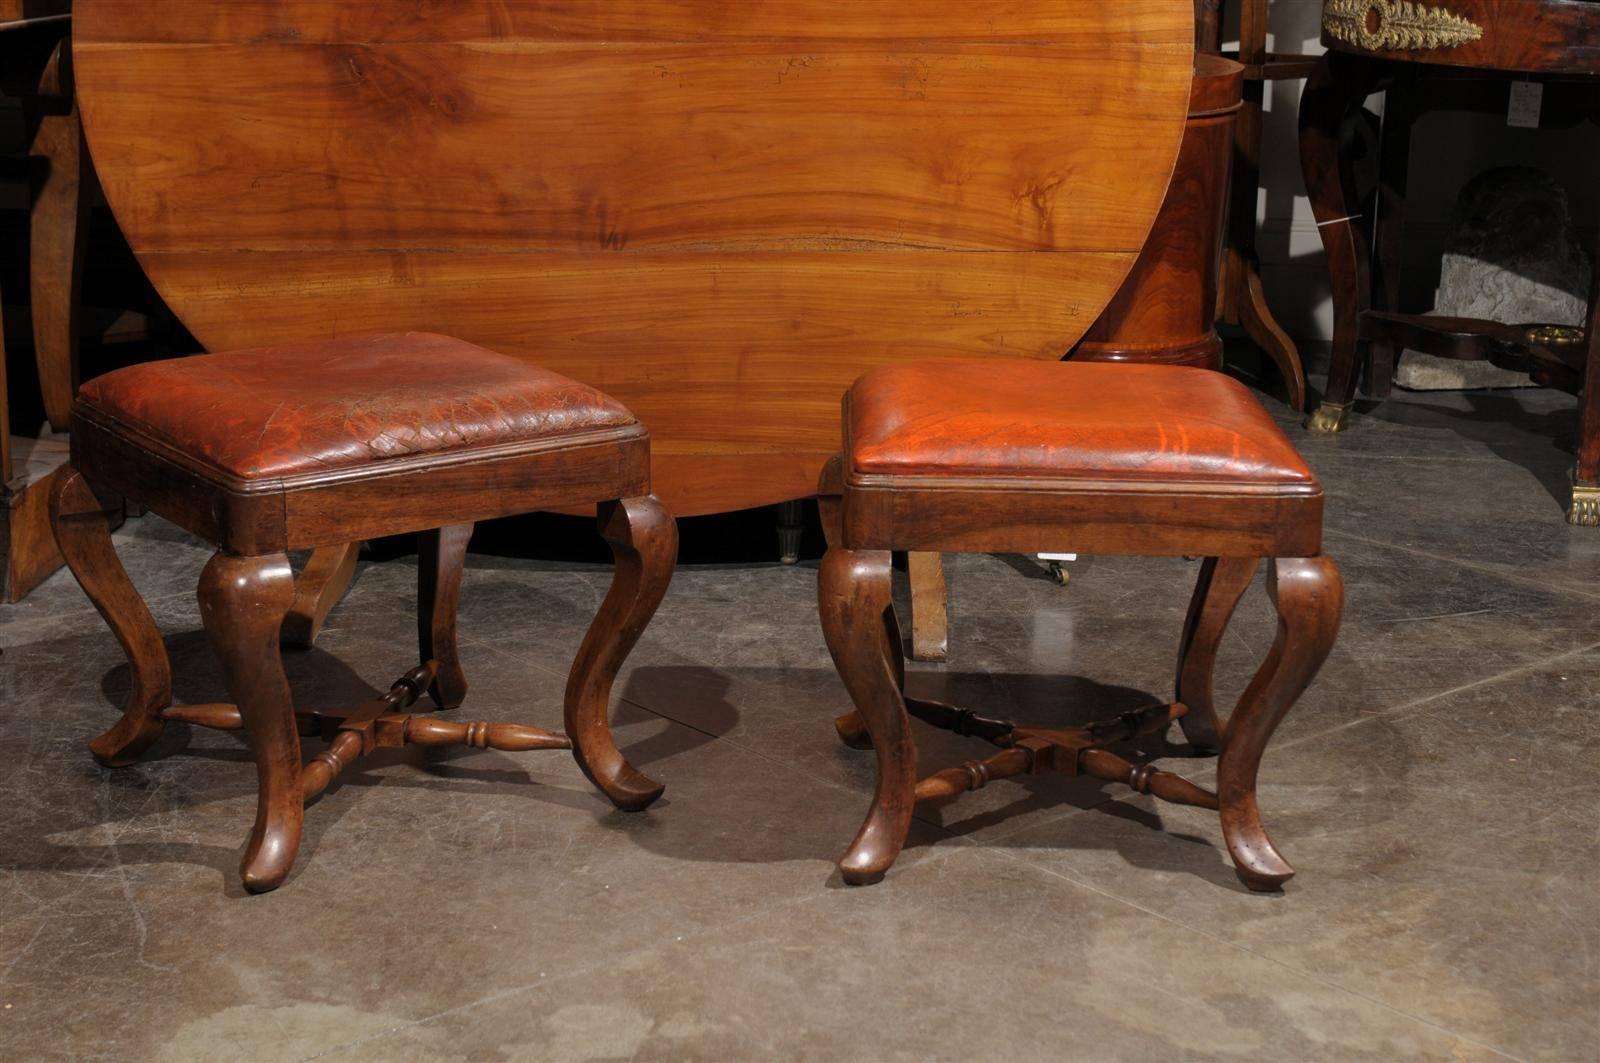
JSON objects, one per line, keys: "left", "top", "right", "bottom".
{"left": 319, "top": 844, "right": 1499, "bottom": 1063}
{"left": 993, "top": 650, "right": 1600, "bottom": 1061}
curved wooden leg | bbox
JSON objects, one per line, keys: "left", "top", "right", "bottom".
{"left": 833, "top": 575, "right": 906, "bottom": 751}
{"left": 815, "top": 457, "right": 895, "bottom": 749}
{"left": 280, "top": 542, "right": 360, "bottom": 650}
{"left": 1240, "top": 266, "right": 1307, "bottom": 414}
{"left": 197, "top": 551, "right": 301, "bottom": 893}
{"left": 564, "top": 496, "right": 676, "bottom": 811}
{"left": 1300, "top": 52, "right": 1383, "bottom": 432}
{"left": 1217, "top": 556, "right": 1342, "bottom": 891}
{"left": 1367, "top": 69, "right": 1416, "bottom": 402}
{"left": 28, "top": 41, "right": 91, "bottom": 433}
{"left": 1174, "top": 557, "right": 1259, "bottom": 754}
{"left": 820, "top": 546, "right": 916, "bottom": 885}
{"left": 49, "top": 468, "right": 173, "bottom": 766}
{"left": 418, "top": 524, "right": 472, "bottom": 708}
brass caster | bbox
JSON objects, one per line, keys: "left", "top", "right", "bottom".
{"left": 1568, "top": 479, "right": 1600, "bottom": 527}
{"left": 1048, "top": 561, "right": 1070, "bottom": 587}
{"left": 1305, "top": 402, "right": 1350, "bottom": 433}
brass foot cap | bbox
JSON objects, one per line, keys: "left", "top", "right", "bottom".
{"left": 1568, "top": 484, "right": 1600, "bottom": 527}
{"left": 1305, "top": 402, "right": 1350, "bottom": 433}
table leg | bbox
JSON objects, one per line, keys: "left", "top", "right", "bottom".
{"left": 27, "top": 39, "right": 90, "bottom": 433}
{"left": 1369, "top": 68, "right": 1418, "bottom": 401}
{"left": 1300, "top": 52, "right": 1385, "bottom": 432}
{"left": 1570, "top": 231, "right": 1600, "bottom": 525}
{"left": 906, "top": 552, "right": 948, "bottom": 662}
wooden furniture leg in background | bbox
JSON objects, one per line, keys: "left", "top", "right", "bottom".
{"left": 777, "top": 499, "right": 803, "bottom": 565}
{"left": 1570, "top": 247, "right": 1600, "bottom": 525}
{"left": 2, "top": 24, "right": 100, "bottom": 602}
{"left": 1218, "top": 0, "right": 1312, "bottom": 412}
{"left": 1367, "top": 67, "right": 1418, "bottom": 402}
{"left": 1195, "top": 0, "right": 1222, "bottom": 52}
{"left": 27, "top": 37, "right": 90, "bottom": 432}
{"left": 1301, "top": 52, "right": 1385, "bottom": 432}
{"left": 906, "top": 551, "right": 948, "bottom": 662}
{"left": 417, "top": 525, "right": 470, "bottom": 707}
{"left": 279, "top": 542, "right": 361, "bottom": 650}
{"left": 1, "top": 291, "right": 9, "bottom": 486}
{"left": 1175, "top": 556, "right": 1260, "bottom": 754}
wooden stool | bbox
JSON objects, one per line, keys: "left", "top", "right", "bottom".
{"left": 817, "top": 359, "right": 1342, "bottom": 891}
{"left": 50, "top": 332, "right": 677, "bottom": 893}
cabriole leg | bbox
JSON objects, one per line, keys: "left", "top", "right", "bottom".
{"left": 564, "top": 496, "right": 676, "bottom": 811}
{"left": 820, "top": 545, "right": 916, "bottom": 885}
{"left": 418, "top": 523, "right": 473, "bottom": 708}
{"left": 49, "top": 468, "right": 173, "bottom": 766}
{"left": 1175, "top": 557, "right": 1260, "bottom": 753}
{"left": 1217, "top": 555, "right": 1342, "bottom": 891}
{"left": 816, "top": 458, "right": 902, "bottom": 749}
{"left": 198, "top": 551, "right": 301, "bottom": 893}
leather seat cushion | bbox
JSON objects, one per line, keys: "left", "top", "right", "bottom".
{"left": 848, "top": 359, "right": 1315, "bottom": 487}
{"left": 75, "top": 332, "right": 638, "bottom": 481}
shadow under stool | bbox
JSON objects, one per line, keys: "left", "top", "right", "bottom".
{"left": 816, "top": 359, "right": 1343, "bottom": 891}
{"left": 50, "top": 331, "right": 677, "bottom": 892}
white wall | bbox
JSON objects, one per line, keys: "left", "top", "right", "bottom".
{"left": 1240, "top": 0, "right": 1600, "bottom": 343}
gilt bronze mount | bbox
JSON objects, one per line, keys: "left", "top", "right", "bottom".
{"left": 1322, "top": 0, "right": 1483, "bottom": 53}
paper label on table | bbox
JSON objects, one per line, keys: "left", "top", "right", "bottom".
{"left": 1508, "top": 82, "right": 1543, "bottom": 129}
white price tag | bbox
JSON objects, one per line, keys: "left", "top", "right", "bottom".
{"left": 1508, "top": 81, "right": 1543, "bottom": 128}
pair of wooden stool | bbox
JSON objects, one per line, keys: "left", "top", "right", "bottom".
{"left": 53, "top": 334, "right": 1339, "bottom": 893}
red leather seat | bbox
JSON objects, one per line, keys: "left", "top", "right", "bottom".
{"left": 76, "top": 332, "right": 637, "bottom": 482}
{"left": 847, "top": 359, "right": 1314, "bottom": 488}
{"left": 70, "top": 332, "right": 651, "bottom": 556}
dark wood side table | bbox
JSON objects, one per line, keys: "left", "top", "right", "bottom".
{"left": 1299, "top": 0, "right": 1600, "bottom": 524}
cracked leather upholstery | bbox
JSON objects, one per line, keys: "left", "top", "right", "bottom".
{"left": 76, "top": 332, "right": 639, "bottom": 480}
{"left": 848, "top": 359, "right": 1315, "bottom": 487}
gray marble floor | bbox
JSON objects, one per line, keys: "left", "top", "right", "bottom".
{"left": 2, "top": 376, "right": 1596, "bottom": 1062}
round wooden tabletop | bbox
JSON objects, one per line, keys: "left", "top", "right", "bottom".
{"left": 74, "top": 1, "right": 1193, "bottom": 515}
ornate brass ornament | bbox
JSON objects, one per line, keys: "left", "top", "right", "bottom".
{"left": 1568, "top": 476, "right": 1600, "bottom": 527}
{"left": 1527, "top": 325, "right": 1587, "bottom": 348}
{"left": 1323, "top": 0, "right": 1485, "bottom": 52}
